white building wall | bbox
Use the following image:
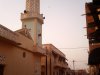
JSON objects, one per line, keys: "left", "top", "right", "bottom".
{"left": 22, "top": 19, "right": 42, "bottom": 47}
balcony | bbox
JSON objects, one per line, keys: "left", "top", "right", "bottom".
{"left": 62, "top": 62, "right": 68, "bottom": 69}
{"left": 21, "top": 13, "right": 44, "bottom": 24}
{"left": 54, "top": 60, "right": 68, "bottom": 68}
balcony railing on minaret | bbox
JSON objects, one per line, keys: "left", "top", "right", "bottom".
{"left": 21, "top": 12, "right": 44, "bottom": 24}
{"left": 21, "top": 0, "right": 44, "bottom": 24}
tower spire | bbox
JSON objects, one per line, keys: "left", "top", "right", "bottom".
{"left": 21, "top": 0, "right": 44, "bottom": 47}
{"left": 26, "top": 0, "right": 40, "bottom": 14}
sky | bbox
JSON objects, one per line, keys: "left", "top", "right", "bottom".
{"left": 0, "top": 0, "right": 92, "bottom": 70}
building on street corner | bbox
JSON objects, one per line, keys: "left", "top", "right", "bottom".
{"left": 41, "top": 44, "right": 69, "bottom": 75}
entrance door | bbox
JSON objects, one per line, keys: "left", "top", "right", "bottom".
{"left": 0, "top": 65, "right": 4, "bottom": 75}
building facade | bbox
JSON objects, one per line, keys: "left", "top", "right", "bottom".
{"left": 41, "top": 44, "right": 69, "bottom": 75}
{"left": 0, "top": 24, "right": 45, "bottom": 75}
{"left": 74, "top": 70, "right": 88, "bottom": 75}
{"left": 85, "top": 0, "right": 100, "bottom": 75}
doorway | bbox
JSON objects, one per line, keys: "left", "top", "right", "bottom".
{"left": 0, "top": 64, "right": 4, "bottom": 75}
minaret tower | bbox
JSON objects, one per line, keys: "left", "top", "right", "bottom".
{"left": 21, "top": 0, "right": 44, "bottom": 47}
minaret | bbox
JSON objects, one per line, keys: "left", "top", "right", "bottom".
{"left": 21, "top": 0, "right": 44, "bottom": 47}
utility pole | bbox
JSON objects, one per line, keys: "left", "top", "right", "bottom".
{"left": 73, "top": 60, "right": 75, "bottom": 70}
{"left": 73, "top": 60, "right": 75, "bottom": 75}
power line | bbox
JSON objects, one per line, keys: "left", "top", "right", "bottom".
{"left": 59, "top": 47, "right": 89, "bottom": 49}
{"left": 68, "top": 60, "right": 88, "bottom": 62}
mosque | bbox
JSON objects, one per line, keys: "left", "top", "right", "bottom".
{"left": 0, "top": 0, "right": 69, "bottom": 75}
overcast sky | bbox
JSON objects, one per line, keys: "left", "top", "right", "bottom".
{"left": 0, "top": 0, "right": 92, "bottom": 70}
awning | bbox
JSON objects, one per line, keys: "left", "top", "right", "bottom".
{"left": 88, "top": 47, "right": 100, "bottom": 65}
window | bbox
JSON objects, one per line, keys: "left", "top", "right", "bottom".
{"left": 23, "top": 52, "right": 26, "bottom": 58}
{"left": 97, "top": 8, "right": 100, "bottom": 20}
